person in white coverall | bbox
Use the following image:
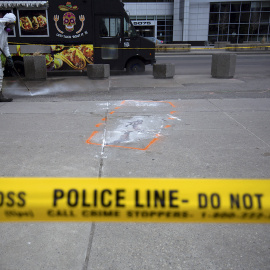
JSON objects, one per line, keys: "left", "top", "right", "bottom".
{"left": 0, "top": 13, "right": 16, "bottom": 102}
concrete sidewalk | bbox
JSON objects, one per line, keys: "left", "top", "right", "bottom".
{"left": 0, "top": 71, "right": 270, "bottom": 269}
{"left": 2, "top": 71, "right": 270, "bottom": 101}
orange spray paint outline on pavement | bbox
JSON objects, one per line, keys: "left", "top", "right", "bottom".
{"left": 86, "top": 100, "right": 178, "bottom": 150}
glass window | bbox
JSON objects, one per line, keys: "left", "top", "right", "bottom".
{"left": 220, "top": 13, "right": 230, "bottom": 24}
{"left": 239, "top": 24, "right": 249, "bottom": 34}
{"left": 221, "top": 3, "right": 230, "bottom": 12}
{"left": 219, "top": 35, "right": 228, "bottom": 41}
{"left": 124, "top": 17, "right": 137, "bottom": 37}
{"left": 208, "top": 35, "right": 218, "bottom": 43}
{"left": 137, "top": 16, "right": 146, "bottom": 20}
{"left": 123, "top": 0, "right": 174, "bottom": 2}
{"left": 259, "top": 24, "right": 269, "bottom": 34}
{"left": 228, "top": 33, "right": 238, "bottom": 43}
{"left": 262, "top": 2, "right": 270, "bottom": 12}
{"left": 250, "top": 12, "right": 260, "bottom": 24}
{"left": 209, "top": 2, "right": 270, "bottom": 44}
{"left": 209, "top": 13, "right": 219, "bottom": 24}
{"left": 210, "top": 3, "right": 220, "bottom": 13}
{"left": 231, "top": 3, "right": 241, "bottom": 12}
{"left": 259, "top": 35, "right": 268, "bottom": 42}
{"left": 209, "top": 24, "right": 218, "bottom": 35}
{"left": 229, "top": 24, "right": 239, "bottom": 35}
{"left": 249, "top": 35, "right": 259, "bottom": 41}
{"left": 260, "top": 12, "right": 270, "bottom": 23}
{"left": 131, "top": 14, "right": 173, "bottom": 43}
{"left": 249, "top": 23, "right": 259, "bottom": 35}
{"left": 101, "top": 44, "right": 118, "bottom": 59}
{"left": 241, "top": 3, "right": 251, "bottom": 12}
{"left": 251, "top": 2, "right": 261, "bottom": 12}
{"left": 230, "top": 12, "right": 240, "bottom": 23}
{"left": 240, "top": 12, "right": 250, "bottom": 23}
{"left": 238, "top": 35, "right": 249, "bottom": 43}
{"left": 219, "top": 24, "right": 229, "bottom": 35}
{"left": 158, "top": 20, "right": 165, "bottom": 26}
{"left": 99, "top": 18, "right": 120, "bottom": 38}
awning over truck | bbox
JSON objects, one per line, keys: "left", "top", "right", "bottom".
{"left": 0, "top": 1, "right": 49, "bottom": 8}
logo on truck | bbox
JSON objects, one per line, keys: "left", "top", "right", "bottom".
{"left": 58, "top": 2, "right": 79, "bottom": 11}
{"left": 63, "top": 12, "right": 76, "bottom": 32}
{"left": 54, "top": 2, "right": 85, "bottom": 36}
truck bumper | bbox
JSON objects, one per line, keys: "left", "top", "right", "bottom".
{"left": 145, "top": 59, "right": 156, "bottom": 65}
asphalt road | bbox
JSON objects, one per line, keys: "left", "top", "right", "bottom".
{"left": 3, "top": 53, "right": 270, "bottom": 101}
{"left": 152, "top": 54, "right": 270, "bottom": 76}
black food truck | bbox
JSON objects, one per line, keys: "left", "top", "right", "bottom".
{"left": 0, "top": 0, "right": 156, "bottom": 74}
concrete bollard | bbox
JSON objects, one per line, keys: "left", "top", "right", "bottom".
{"left": 87, "top": 64, "right": 110, "bottom": 79}
{"left": 153, "top": 63, "right": 175, "bottom": 79}
{"left": 211, "top": 54, "right": 237, "bottom": 78}
{"left": 24, "top": 55, "right": 47, "bottom": 80}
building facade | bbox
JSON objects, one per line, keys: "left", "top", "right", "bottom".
{"left": 122, "top": 0, "right": 270, "bottom": 44}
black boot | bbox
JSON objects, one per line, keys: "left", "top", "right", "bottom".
{"left": 0, "top": 92, "right": 13, "bottom": 102}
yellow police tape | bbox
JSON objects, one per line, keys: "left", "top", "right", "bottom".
{"left": 8, "top": 42, "right": 270, "bottom": 51}
{"left": 0, "top": 178, "right": 269, "bottom": 223}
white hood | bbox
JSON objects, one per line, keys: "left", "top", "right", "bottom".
{"left": 0, "top": 13, "right": 16, "bottom": 24}
{"left": 0, "top": 13, "right": 15, "bottom": 57}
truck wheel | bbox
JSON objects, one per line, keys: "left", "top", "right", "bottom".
{"left": 126, "top": 59, "right": 145, "bottom": 74}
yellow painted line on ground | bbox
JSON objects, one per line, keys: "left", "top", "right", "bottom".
{"left": 0, "top": 178, "right": 269, "bottom": 223}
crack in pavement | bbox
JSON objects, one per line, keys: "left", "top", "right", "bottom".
{"left": 83, "top": 103, "right": 109, "bottom": 270}
{"left": 98, "top": 103, "right": 109, "bottom": 178}
{"left": 82, "top": 223, "right": 96, "bottom": 270}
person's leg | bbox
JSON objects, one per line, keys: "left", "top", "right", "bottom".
{"left": 0, "top": 64, "right": 13, "bottom": 102}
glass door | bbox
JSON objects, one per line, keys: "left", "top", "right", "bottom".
{"left": 94, "top": 16, "right": 123, "bottom": 69}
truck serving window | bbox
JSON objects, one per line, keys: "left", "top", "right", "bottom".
{"left": 99, "top": 18, "right": 120, "bottom": 38}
